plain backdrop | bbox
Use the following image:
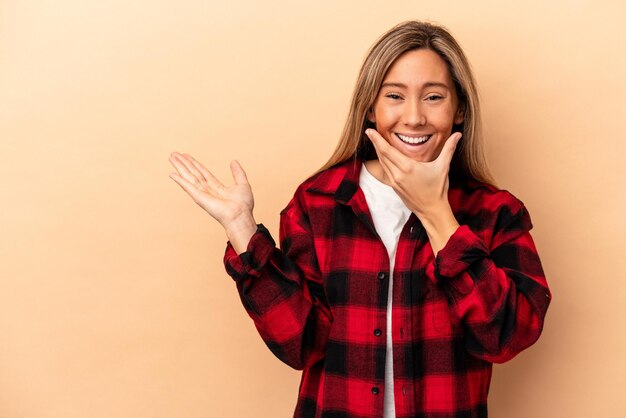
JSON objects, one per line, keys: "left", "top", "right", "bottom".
{"left": 1, "top": 1, "right": 625, "bottom": 417}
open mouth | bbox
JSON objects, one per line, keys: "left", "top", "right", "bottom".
{"left": 395, "top": 133, "right": 432, "bottom": 145}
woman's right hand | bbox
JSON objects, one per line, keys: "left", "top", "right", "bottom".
{"left": 168, "top": 152, "right": 257, "bottom": 252}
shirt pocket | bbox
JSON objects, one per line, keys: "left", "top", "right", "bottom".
{"left": 420, "top": 276, "right": 455, "bottom": 336}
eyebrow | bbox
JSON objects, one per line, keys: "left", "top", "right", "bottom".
{"left": 381, "top": 81, "right": 449, "bottom": 90}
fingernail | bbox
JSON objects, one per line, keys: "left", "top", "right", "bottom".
{"left": 365, "top": 129, "right": 371, "bottom": 136}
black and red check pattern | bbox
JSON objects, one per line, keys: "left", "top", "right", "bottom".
{"left": 224, "top": 158, "right": 551, "bottom": 418}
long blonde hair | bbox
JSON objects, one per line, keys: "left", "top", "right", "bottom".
{"left": 315, "top": 20, "right": 496, "bottom": 186}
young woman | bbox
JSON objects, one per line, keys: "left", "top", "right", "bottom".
{"left": 169, "top": 20, "right": 551, "bottom": 418}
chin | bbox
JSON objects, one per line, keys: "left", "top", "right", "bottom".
{"left": 401, "top": 151, "right": 437, "bottom": 163}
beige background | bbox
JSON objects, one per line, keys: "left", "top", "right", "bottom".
{"left": 1, "top": 0, "right": 625, "bottom": 417}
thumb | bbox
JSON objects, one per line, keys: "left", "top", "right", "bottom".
{"left": 230, "top": 160, "right": 249, "bottom": 185}
{"left": 436, "top": 132, "right": 462, "bottom": 166}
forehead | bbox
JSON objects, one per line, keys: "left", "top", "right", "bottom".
{"left": 383, "top": 48, "right": 453, "bottom": 86}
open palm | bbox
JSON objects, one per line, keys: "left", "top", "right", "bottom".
{"left": 168, "top": 152, "right": 254, "bottom": 227}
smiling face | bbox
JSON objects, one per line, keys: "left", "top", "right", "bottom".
{"left": 367, "top": 48, "right": 465, "bottom": 163}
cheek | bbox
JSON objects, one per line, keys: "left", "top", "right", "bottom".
{"left": 432, "top": 109, "right": 457, "bottom": 131}
{"left": 374, "top": 103, "right": 398, "bottom": 125}
{"left": 374, "top": 104, "right": 398, "bottom": 125}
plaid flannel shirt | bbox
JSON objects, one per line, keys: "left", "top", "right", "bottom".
{"left": 224, "top": 158, "right": 551, "bottom": 418}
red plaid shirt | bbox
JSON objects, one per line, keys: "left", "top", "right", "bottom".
{"left": 224, "top": 158, "right": 551, "bottom": 418}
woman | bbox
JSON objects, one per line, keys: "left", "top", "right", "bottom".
{"left": 169, "top": 20, "right": 551, "bottom": 418}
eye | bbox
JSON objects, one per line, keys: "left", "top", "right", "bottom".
{"left": 386, "top": 93, "right": 402, "bottom": 100}
{"left": 426, "top": 95, "right": 443, "bottom": 101}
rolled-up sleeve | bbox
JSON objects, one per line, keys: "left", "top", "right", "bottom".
{"left": 224, "top": 224, "right": 276, "bottom": 281}
{"left": 432, "top": 201, "right": 551, "bottom": 363}
{"left": 222, "top": 189, "right": 332, "bottom": 370}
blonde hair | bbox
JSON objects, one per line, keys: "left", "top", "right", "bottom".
{"left": 315, "top": 20, "right": 496, "bottom": 186}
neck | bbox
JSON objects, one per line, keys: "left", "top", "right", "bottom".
{"left": 364, "top": 160, "right": 393, "bottom": 187}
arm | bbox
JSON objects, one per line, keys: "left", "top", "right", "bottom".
{"left": 223, "top": 191, "right": 333, "bottom": 370}
{"left": 362, "top": 129, "right": 550, "bottom": 363}
{"left": 167, "top": 153, "right": 332, "bottom": 369}
{"left": 431, "top": 201, "right": 551, "bottom": 363}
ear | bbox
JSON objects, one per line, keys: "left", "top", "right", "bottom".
{"left": 366, "top": 107, "right": 376, "bottom": 123}
{"left": 454, "top": 103, "right": 465, "bottom": 125}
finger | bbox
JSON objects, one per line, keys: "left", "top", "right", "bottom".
{"left": 366, "top": 132, "right": 393, "bottom": 177}
{"left": 376, "top": 153, "right": 398, "bottom": 188}
{"left": 366, "top": 130, "right": 405, "bottom": 185}
{"left": 175, "top": 152, "right": 206, "bottom": 181}
{"left": 366, "top": 128, "right": 392, "bottom": 159}
{"left": 230, "top": 160, "right": 250, "bottom": 185}
{"left": 183, "top": 153, "right": 226, "bottom": 190}
{"left": 169, "top": 152, "right": 203, "bottom": 185}
{"left": 435, "top": 132, "right": 462, "bottom": 167}
{"left": 365, "top": 137, "right": 399, "bottom": 187}
{"left": 169, "top": 171, "right": 204, "bottom": 200}
{"left": 366, "top": 129, "right": 409, "bottom": 171}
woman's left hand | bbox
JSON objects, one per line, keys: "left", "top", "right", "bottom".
{"left": 366, "top": 128, "right": 462, "bottom": 254}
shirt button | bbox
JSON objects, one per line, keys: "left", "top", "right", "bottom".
{"left": 377, "top": 272, "right": 387, "bottom": 280}
{"left": 402, "top": 385, "right": 407, "bottom": 396}
{"left": 371, "top": 386, "right": 380, "bottom": 395}
{"left": 373, "top": 328, "right": 382, "bottom": 336}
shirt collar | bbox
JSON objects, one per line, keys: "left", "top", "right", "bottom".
{"left": 305, "top": 156, "right": 469, "bottom": 211}
{"left": 305, "top": 157, "right": 363, "bottom": 205}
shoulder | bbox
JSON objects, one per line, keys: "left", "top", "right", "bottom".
{"left": 280, "top": 159, "right": 354, "bottom": 216}
{"left": 300, "top": 159, "right": 355, "bottom": 195}
{"left": 450, "top": 177, "right": 532, "bottom": 232}
{"left": 452, "top": 176, "right": 525, "bottom": 211}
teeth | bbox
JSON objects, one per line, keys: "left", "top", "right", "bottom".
{"left": 397, "top": 133, "right": 430, "bottom": 144}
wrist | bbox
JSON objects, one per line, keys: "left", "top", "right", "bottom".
{"left": 224, "top": 212, "right": 258, "bottom": 255}
{"left": 417, "top": 203, "right": 459, "bottom": 256}
{"left": 415, "top": 201, "right": 454, "bottom": 226}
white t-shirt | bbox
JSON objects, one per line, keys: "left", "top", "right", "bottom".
{"left": 359, "top": 163, "right": 412, "bottom": 418}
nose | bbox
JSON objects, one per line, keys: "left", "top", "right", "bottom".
{"left": 403, "top": 99, "right": 426, "bottom": 126}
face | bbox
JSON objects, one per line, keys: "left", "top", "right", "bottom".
{"left": 367, "top": 48, "right": 464, "bottom": 162}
